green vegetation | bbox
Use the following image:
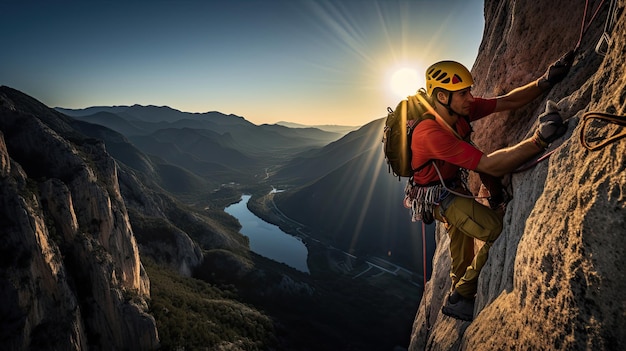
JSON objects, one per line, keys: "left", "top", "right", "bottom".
{"left": 144, "top": 259, "right": 277, "bottom": 350}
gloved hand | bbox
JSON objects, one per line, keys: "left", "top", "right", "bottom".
{"left": 538, "top": 50, "right": 575, "bottom": 90}
{"left": 534, "top": 101, "right": 568, "bottom": 148}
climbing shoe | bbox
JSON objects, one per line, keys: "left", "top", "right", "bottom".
{"left": 442, "top": 291, "right": 475, "bottom": 321}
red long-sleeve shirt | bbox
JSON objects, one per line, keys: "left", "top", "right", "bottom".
{"left": 411, "top": 98, "right": 497, "bottom": 185}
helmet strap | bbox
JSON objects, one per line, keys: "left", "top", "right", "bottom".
{"left": 444, "top": 91, "right": 457, "bottom": 116}
{"left": 435, "top": 90, "right": 462, "bottom": 118}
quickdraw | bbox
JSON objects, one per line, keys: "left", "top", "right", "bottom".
{"left": 580, "top": 111, "right": 626, "bottom": 151}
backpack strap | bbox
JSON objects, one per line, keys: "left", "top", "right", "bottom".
{"left": 415, "top": 93, "right": 463, "bottom": 140}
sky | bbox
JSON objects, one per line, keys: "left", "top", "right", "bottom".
{"left": 1, "top": 0, "right": 485, "bottom": 126}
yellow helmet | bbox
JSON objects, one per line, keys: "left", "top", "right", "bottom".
{"left": 425, "top": 61, "right": 473, "bottom": 96}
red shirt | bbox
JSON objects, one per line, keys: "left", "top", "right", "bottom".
{"left": 411, "top": 98, "right": 497, "bottom": 185}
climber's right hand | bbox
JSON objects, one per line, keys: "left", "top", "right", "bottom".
{"left": 535, "top": 108, "right": 568, "bottom": 147}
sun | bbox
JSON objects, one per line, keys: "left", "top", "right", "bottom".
{"left": 389, "top": 67, "right": 421, "bottom": 99}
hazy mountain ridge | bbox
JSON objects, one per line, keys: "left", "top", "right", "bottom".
{"left": 58, "top": 104, "right": 249, "bottom": 124}
{"left": 274, "top": 119, "right": 386, "bottom": 182}
{"left": 58, "top": 104, "right": 349, "bottom": 183}
{"left": 276, "top": 120, "right": 359, "bottom": 134}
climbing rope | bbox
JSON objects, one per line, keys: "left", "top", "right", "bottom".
{"left": 512, "top": 146, "right": 562, "bottom": 173}
{"left": 575, "top": 0, "right": 608, "bottom": 52}
{"left": 580, "top": 111, "right": 626, "bottom": 151}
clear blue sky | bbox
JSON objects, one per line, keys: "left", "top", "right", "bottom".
{"left": 1, "top": 0, "right": 484, "bottom": 126}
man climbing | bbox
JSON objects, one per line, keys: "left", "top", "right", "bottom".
{"left": 408, "top": 52, "right": 574, "bottom": 321}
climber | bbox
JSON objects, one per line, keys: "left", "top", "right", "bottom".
{"left": 409, "top": 52, "right": 574, "bottom": 321}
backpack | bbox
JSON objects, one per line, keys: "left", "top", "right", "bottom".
{"left": 382, "top": 89, "right": 433, "bottom": 179}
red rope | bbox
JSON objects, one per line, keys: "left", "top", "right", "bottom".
{"left": 421, "top": 220, "right": 427, "bottom": 289}
{"left": 575, "top": 0, "right": 607, "bottom": 51}
{"left": 512, "top": 147, "right": 560, "bottom": 173}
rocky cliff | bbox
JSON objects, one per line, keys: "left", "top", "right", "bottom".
{"left": 410, "top": 0, "right": 625, "bottom": 350}
{"left": 0, "top": 88, "right": 159, "bottom": 350}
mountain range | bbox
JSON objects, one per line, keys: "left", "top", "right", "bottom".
{"left": 58, "top": 102, "right": 434, "bottom": 272}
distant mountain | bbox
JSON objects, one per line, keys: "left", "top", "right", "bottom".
{"left": 273, "top": 118, "right": 435, "bottom": 272}
{"left": 57, "top": 105, "right": 346, "bottom": 181}
{"left": 71, "top": 111, "right": 149, "bottom": 135}
{"left": 272, "top": 119, "right": 386, "bottom": 184}
{"left": 69, "top": 120, "right": 209, "bottom": 193}
{"left": 58, "top": 104, "right": 251, "bottom": 125}
{"left": 276, "top": 121, "right": 359, "bottom": 134}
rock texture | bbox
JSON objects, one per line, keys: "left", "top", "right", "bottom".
{"left": 0, "top": 88, "right": 159, "bottom": 350}
{"left": 410, "top": 0, "right": 626, "bottom": 350}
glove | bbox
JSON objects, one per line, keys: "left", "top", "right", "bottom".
{"left": 534, "top": 101, "right": 568, "bottom": 148}
{"left": 538, "top": 50, "right": 575, "bottom": 90}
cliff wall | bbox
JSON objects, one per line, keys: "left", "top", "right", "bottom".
{"left": 410, "top": 0, "right": 626, "bottom": 349}
{"left": 0, "top": 89, "right": 159, "bottom": 350}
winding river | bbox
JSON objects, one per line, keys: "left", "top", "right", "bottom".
{"left": 224, "top": 194, "right": 309, "bottom": 273}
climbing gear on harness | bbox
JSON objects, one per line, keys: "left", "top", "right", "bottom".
{"left": 404, "top": 179, "right": 439, "bottom": 224}
{"left": 580, "top": 111, "right": 626, "bottom": 151}
{"left": 404, "top": 176, "right": 461, "bottom": 224}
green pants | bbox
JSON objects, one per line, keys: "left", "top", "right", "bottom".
{"left": 436, "top": 195, "right": 503, "bottom": 298}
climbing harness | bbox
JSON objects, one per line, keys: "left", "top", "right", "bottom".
{"left": 580, "top": 111, "right": 626, "bottom": 151}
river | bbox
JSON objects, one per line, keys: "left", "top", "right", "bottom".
{"left": 224, "top": 194, "right": 309, "bottom": 273}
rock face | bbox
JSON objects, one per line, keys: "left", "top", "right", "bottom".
{"left": 409, "top": 0, "right": 626, "bottom": 349}
{"left": 0, "top": 88, "right": 159, "bottom": 350}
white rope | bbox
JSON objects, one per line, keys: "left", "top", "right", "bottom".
{"left": 431, "top": 162, "right": 488, "bottom": 199}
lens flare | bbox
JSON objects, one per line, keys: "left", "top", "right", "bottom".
{"left": 390, "top": 67, "right": 420, "bottom": 98}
